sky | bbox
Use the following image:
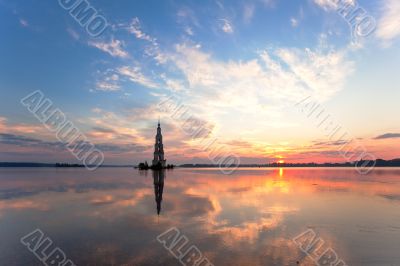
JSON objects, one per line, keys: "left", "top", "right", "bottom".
{"left": 0, "top": 0, "right": 399, "bottom": 165}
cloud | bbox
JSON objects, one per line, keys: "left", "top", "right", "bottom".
{"left": 89, "top": 39, "right": 129, "bottom": 58}
{"left": 0, "top": 133, "right": 148, "bottom": 155}
{"left": 19, "top": 18, "right": 28, "bottom": 27}
{"left": 117, "top": 66, "right": 159, "bottom": 88}
{"left": 90, "top": 195, "right": 115, "bottom": 205}
{"left": 144, "top": 45, "right": 168, "bottom": 65}
{"left": 260, "top": 0, "right": 277, "bottom": 8}
{"left": 374, "top": 133, "right": 400, "bottom": 140}
{"left": 95, "top": 143, "right": 149, "bottom": 153}
{"left": 66, "top": 28, "right": 79, "bottom": 40}
{"left": 313, "top": 140, "right": 349, "bottom": 146}
{"left": 376, "top": 0, "right": 400, "bottom": 45}
{"left": 290, "top": 7, "right": 304, "bottom": 28}
{"left": 243, "top": 4, "right": 255, "bottom": 24}
{"left": 84, "top": 107, "right": 200, "bottom": 159}
{"left": 0, "top": 117, "right": 7, "bottom": 130}
{"left": 94, "top": 70, "right": 121, "bottom": 92}
{"left": 86, "top": 107, "right": 161, "bottom": 144}
{"left": 120, "top": 18, "right": 167, "bottom": 64}
{"left": 219, "top": 19, "right": 234, "bottom": 34}
{"left": 379, "top": 193, "right": 400, "bottom": 202}
{"left": 0, "top": 133, "right": 64, "bottom": 149}
{"left": 185, "top": 27, "right": 194, "bottom": 36}
{"left": 92, "top": 127, "right": 117, "bottom": 133}
{"left": 0, "top": 117, "right": 46, "bottom": 135}
{"left": 170, "top": 43, "right": 353, "bottom": 116}
{"left": 96, "top": 81, "right": 120, "bottom": 91}
{"left": 165, "top": 193, "right": 215, "bottom": 217}
{"left": 313, "top": 0, "right": 355, "bottom": 11}
{"left": 276, "top": 47, "right": 354, "bottom": 99}
{"left": 290, "top": 18, "right": 298, "bottom": 27}
{"left": 143, "top": 42, "right": 355, "bottom": 155}
{"left": 162, "top": 77, "right": 186, "bottom": 92}
{"left": 313, "top": 0, "right": 337, "bottom": 10}
{"left": 177, "top": 7, "right": 200, "bottom": 28}
{"left": 126, "top": 17, "right": 156, "bottom": 43}
{"left": 224, "top": 140, "right": 254, "bottom": 148}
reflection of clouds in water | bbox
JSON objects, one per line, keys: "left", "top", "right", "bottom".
{"left": 211, "top": 216, "right": 284, "bottom": 244}
{"left": 379, "top": 193, "right": 400, "bottom": 201}
{"left": 176, "top": 175, "right": 299, "bottom": 245}
{"left": 163, "top": 193, "right": 215, "bottom": 217}
{"left": 0, "top": 199, "right": 49, "bottom": 218}
{"left": 1, "top": 168, "right": 400, "bottom": 265}
{"left": 0, "top": 181, "right": 148, "bottom": 200}
{"left": 90, "top": 194, "right": 115, "bottom": 205}
{"left": 0, "top": 200, "right": 47, "bottom": 210}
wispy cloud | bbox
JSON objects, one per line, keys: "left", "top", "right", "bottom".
{"left": 313, "top": 140, "right": 350, "bottom": 146}
{"left": 243, "top": 4, "right": 255, "bottom": 24}
{"left": 170, "top": 43, "right": 353, "bottom": 114}
{"left": 313, "top": 0, "right": 355, "bottom": 11}
{"left": 95, "top": 72, "right": 120, "bottom": 92}
{"left": 374, "top": 133, "right": 400, "bottom": 140}
{"left": 89, "top": 39, "right": 129, "bottom": 58}
{"left": 276, "top": 47, "right": 354, "bottom": 100}
{"left": 117, "top": 66, "right": 158, "bottom": 88}
{"left": 219, "top": 19, "right": 234, "bottom": 34}
{"left": 177, "top": 7, "right": 200, "bottom": 28}
{"left": 95, "top": 143, "right": 148, "bottom": 153}
{"left": 121, "top": 18, "right": 167, "bottom": 64}
{"left": 260, "top": 0, "right": 277, "bottom": 8}
{"left": 0, "top": 133, "right": 147, "bottom": 154}
{"left": 66, "top": 28, "right": 79, "bottom": 41}
{"left": 19, "top": 18, "right": 29, "bottom": 27}
{"left": 0, "top": 117, "right": 47, "bottom": 136}
{"left": 161, "top": 76, "right": 186, "bottom": 92}
{"left": 126, "top": 17, "right": 156, "bottom": 42}
{"left": 185, "top": 27, "right": 194, "bottom": 36}
{"left": 290, "top": 18, "right": 299, "bottom": 27}
{"left": 376, "top": 0, "right": 400, "bottom": 45}
{"left": 0, "top": 133, "right": 65, "bottom": 149}
{"left": 96, "top": 81, "right": 120, "bottom": 91}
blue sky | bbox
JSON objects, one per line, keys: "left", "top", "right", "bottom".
{"left": 0, "top": 0, "right": 399, "bottom": 164}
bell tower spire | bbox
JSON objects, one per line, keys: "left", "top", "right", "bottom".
{"left": 152, "top": 119, "right": 166, "bottom": 168}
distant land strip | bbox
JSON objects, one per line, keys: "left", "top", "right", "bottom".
{"left": 0, "top": 163, "right": 133, "bottom": 168}
{"left": 180, "top": 158, "right": 400, "bottom": 168}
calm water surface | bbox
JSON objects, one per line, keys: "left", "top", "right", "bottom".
{"left": 0, "top": 167, "right": 400, "bottom": 266}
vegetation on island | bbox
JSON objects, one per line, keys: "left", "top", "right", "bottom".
{"left": 137, "top": 161, "right": 175, "bottom": 170}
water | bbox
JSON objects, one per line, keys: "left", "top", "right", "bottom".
{"left": 0, "top": 167, "right": 400, "bottom": 266}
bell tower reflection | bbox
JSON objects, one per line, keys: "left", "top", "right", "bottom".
{"left": 153, "top": 170, "right": 165, "bottom": 215}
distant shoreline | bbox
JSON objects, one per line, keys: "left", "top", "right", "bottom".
{"left": 0, "top": 163, "right": 133, "bottom": 168}
{"left": 1, "top": 158, "right": 399, "bottom": 168}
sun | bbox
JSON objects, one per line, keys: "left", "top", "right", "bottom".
{"left": 278, "top": 160, "right": 285, "bottom": 164}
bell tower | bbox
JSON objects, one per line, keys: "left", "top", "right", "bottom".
{"left": 152, "top": 120, "right": 166, "bottom": 167}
